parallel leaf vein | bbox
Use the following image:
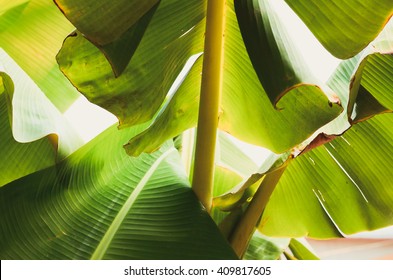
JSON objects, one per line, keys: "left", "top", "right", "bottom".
{"left": 90, "top": 148, "right": 175, "bottom": 260}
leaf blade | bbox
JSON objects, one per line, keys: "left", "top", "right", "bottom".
{"left": 261, "top": 114, "right": 393, "bottom": 238}
{"left": 285, "top": 0, "right": 393, "bottom": 58}
{"left": 0, "top": 0, "right": 80, "bottom": 111}
{"left": 91, "top": 147, "right": 176, "bottom": 260}
{"left": 57, "top": 0, "right": 206, "bottom": 128}
{"left": 0, "top": 124, "right": 237, "bottom": 259}
{"left": 54, "top": 0, "right": 160, "bottom": 46}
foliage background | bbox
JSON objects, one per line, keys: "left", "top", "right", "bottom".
{"left": 1, "top": 0, "right": 393, "bottom": 259}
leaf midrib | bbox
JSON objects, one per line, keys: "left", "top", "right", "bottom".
{"left": 90, "top": 147, "right": 175, "bottom": 260}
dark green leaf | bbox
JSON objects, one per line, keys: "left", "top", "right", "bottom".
{"left": 124, "top": 1, "right": 342, "bottom": 155}
{"left": 235, "top": 0, "right": 317, "bottom": 105}
{"left": 57, "top": 0, "right": 205, "bottom": 128}
{"left": 54, "top": 0, "right": 160, "bottom": 46}
{"left": 99, "top": 3, "right": 160, "bottom": 76}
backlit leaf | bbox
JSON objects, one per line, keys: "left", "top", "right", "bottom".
{"left": 285, "top": 0, "right": 393, "bottom": 58}
{"left": 0, "top": 124, "right": 237, "bottom": 259}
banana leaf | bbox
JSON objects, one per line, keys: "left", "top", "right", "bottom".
{"left": 0, "top": 124, "right": 237, "bottom": 259}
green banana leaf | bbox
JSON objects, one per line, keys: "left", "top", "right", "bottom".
{"left": 0, "top": 49, "right": 83, "bottom": 160}
{"left": 57, "top": 0, "right": 342, "bottom": 154}
{"left": 348, "top": 53, "right": 393, "bottom": 123}
{"left": 3, "top": 0, "right": 393, "bottom": 259}
{"left": 215, "top": 113, "right": 393, "bottom": 238}
{"left": 261, "top": 114, "right": 393, "bottom": 238}
{"left": 0, "top": 123, "right": 237, "bottom": 259}
{"left": 261, "top": 46, "right": 393, "bottom": 238}
{"left": 107, "top": 0, "right": 341, "bottom": 155}
{"left": 57, "top": 0, "right": 206, "bottom": 129}
{"left": 0, "top": 49, "right": 84, "bottom": 186}
{"left": 0, "top": 71, "right": 55, "bottom": 187}
{"left": 0, "top": 0, "right": 80, "bottom": 111}
{"left": 213, "top": 26, "right": 393, "bottom": 238}
{"left": 219, "top": 0, "right": 341, "bottom": 153}
{"left": 234, "top": 0, "right": 334, "bottom": 105}
{"left": 54, "top": 0, "right": 160, "bottom": 46}
{"left": 285, "top": 0, "right": 393, "bottom": 59}
{"left": 98, "top": 3, "right": 160, "bottom": 77}
{"left": 124, "top": 55, "right": 203, "bottom": 156}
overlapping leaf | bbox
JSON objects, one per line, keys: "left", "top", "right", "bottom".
{"left": 0, "top": 0, "right": 80, "bottom": 111}
{"left": 0, "top": 71, "right": 55, "bottom": 187}
{"left": 213, "top": 151, "right": 290, "bottom": 212}
{"left": 120, "top": 0, "right": 341, "bottom": 155}
{"left": 327, "top": 20, "right": 393, "bottom": 126}
{"left": 57, "top": 0, "right": 206, "bottom": 128}
{"left": 98, "top": 3, "right": 160, "bottom": 76}
{"left": 54, "top": 0, "right": 161, "bottom": 76}
{"left": 219, "top": 1, "right": 342, "bottom": 153}
{"left": 261, "top": 114, "right": 393, "bottom": 238}
{"left": 259, "top": 29, "right": 393, "bottom": 237}
{"left": 0, "top": 49, "right": 83, "bottom": 187}
{"left": 348, "top": 53, "right": 393, "bottom": 123}
{"left": 213, "top": 20, "right": 393, "bottom": 238}
{"left": 0, "top": 49, "right": 83, "bottom": 160}
{"left": 54, "top": 0, "right": 160, "bottom": 46}
{"left": 124, "top": 55, "right": 203, "bottom": 156}
{"left": 0, "top": 124, "right": 237, "bottom": 260}
{"left": 285, "top": 0, "right": 393, "bottom": 59}
{"left": 235, "top": 0, "right": 328, "bottom": 105}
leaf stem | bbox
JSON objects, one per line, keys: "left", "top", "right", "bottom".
{"left": 229, "top": 165, "right": 287, "bottom": 258}
{"left": 191, "top": 0, "right": 226, "bottom": 212}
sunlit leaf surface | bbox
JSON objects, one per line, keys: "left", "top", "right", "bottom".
{"left": 235, "top": 0, "right": 329, "bottom": 105}
{"left": 0, "top": 0, "right": 80, "bottom": 111}
{"left": 0, "top": 124, "right": 237, "bottom": 260}
{"left": 244, "top": 231, "right": 289, "bottom": 260}
{"left": 285, "top": 0, "right": 393, "bottom": 58}
{"left": 57, "top": 0, "right": 206, "bottom": 128}
{"left": 289, "top": 239, "right": 319, "bottom": 260}
{"left": 0, "top": 72, "right": 55, "bottom": 187}
{"left": 119, "top": 1, "right": 342, "bottom": 155}
{"left": 262, "top": 114, "right": 393, "bottom": 238}
{"left": 0, "top": 49, "right": 83, "bottom": 159}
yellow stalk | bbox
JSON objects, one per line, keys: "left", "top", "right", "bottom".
{"left": 192, "top": 0, "right": 226, "bottom": 212}
{"left": 229, "top": 165, "right": 287, "bottom": 258}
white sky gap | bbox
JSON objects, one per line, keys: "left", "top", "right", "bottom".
{"left": 90, "top": 148, "right": 176, "bottom": 260}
